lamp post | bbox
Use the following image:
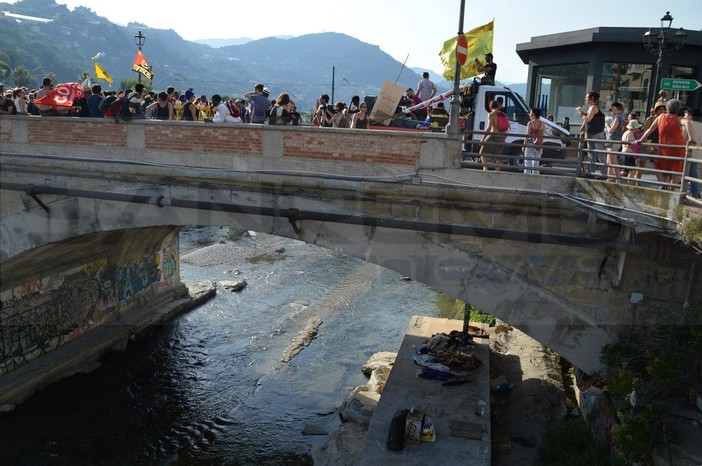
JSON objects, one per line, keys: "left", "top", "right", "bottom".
{"left": 642, "top": 11, "right": 686, "bottom": 113}
{"left": 330, "top": 66, "right": 349, "bottom": 105}
{"left": 447, "top": 0, "right": 466, "bottom": 136}
{"left": 134, "top": 30, "right": 146, "bottom": 83}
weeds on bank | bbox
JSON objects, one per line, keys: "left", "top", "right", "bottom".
{"left": 599, "top": 321, "right": 702, "bottom": 464}
{"left": 535, "top": 417, "right": 627, "bottom": 466}
{"left": 435, "top": 294, "right": 496, "bottom": 326}
{"left": 674, "top": 205, "right": 702, "bottom": 251}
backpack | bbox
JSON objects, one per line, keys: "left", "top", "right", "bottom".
{"left": 268, "top": 105, "right": 291, "bottom": 125}
{"left": 98, "top": 95, "right": 116, "bottom": 113}
{"left": 337, "top": 113, "right": 349, "bottom": 128}
{"left": 496, "top": 111, "right": 510, "bottom": 132}
{"left": 119, "top": 93, "right": 134, "bottom": 121}
{"left": 225, "top": 101, "right": 240, "bottom": 118}
{"left": 101, "top": 96, "right": 125, "bottom": 121}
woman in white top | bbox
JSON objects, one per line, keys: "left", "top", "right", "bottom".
{"left": 682, "top": 107, "right": 702, "bottom": 199}
{"left": 13, "top": 88, "right": 29, "bottom": 115}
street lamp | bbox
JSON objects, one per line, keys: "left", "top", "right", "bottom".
{"left": 134, "top": 31, "right": 146, "bottom": 83}
{"left": 330, "top": 66, "right": 349, "bottom": 105}
{"left": 642, "top": 11, "right": 686, "bottom": 112}
{"left": 134, "top": 31, "right": 145, "bottom": 49}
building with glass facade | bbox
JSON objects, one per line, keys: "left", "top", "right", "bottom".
{"left": 516, "top": 27, "right": 702, "bottom": 124}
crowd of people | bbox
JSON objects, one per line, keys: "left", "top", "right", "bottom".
{"left": 0, "top": 79, "right": 301, "bottom": 126}
{"left": 577, "top": 89, "right": 700, "bottom": 196}
{"left": 1, "top": 75, "right": 699, "bottom": 197}
{"left": 0, "top": 74, "right": 443, "bottom": 130}
{"left": 1, "top": 76, "right": 402, "bottom": 129}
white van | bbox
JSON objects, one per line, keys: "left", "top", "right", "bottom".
{"left": 375, "top": 77, "right": 571, "bottom": 162}
{"left": 460, "top": 78, "right": 571, "bottom": 162}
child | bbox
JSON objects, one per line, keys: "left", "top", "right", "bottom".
{"left": 621, "top": 119, "right": 644, "bottom": 184}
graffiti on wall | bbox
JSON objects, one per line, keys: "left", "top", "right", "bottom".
{"left": 0, "top": 234, "right": 178, "bottom": 376}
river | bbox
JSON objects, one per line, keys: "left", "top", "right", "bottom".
{"left": 0, "top": 227, "right": 442, "bottom": 465}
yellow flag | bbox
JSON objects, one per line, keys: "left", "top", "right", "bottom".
{"left": 94, "top": 61, "right": 113, "bottom": 85}
{"left": 439, "top": 20, "right": 494, "bottom": 81}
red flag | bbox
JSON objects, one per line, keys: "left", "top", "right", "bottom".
{"left": 132, "top": 49, "right": 154, "bottom": 81}
{"left": 34, "top": 82, "right": 85, "bottom": 107}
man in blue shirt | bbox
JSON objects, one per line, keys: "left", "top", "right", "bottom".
{"left": 244, "top": 83, "right": 271, "bottom": 124}
{"left": 86, "top": 84, "right": 103, "bottom": 118}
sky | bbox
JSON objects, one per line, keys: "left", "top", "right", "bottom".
{"left": 7, "top": 0, "right": 702, "bottom": 84}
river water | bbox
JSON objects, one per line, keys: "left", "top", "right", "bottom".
{"left": 0, "top": 227, "right": 441, "bottom": 465}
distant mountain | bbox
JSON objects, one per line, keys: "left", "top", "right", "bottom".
{"left": 193, "top": 36, "right": 295, "bottom": 48}
{"left": 0, "top": 0, "right": 449, "bottom": 109}
{"left": 193, "top": 38, "right": 254, "bottom": 48}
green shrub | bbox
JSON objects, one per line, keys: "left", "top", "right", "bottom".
{"left": 536, "top": 418, "right": 626, "bottom": 466}
{"left": 434, "top": 294, "right": 496, "bottom": 326}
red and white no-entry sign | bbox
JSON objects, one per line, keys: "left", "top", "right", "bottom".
{"left": 456, "top": 34, "right": 468, "bottom": 66}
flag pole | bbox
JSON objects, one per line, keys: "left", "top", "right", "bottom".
{"left": 395, "top": 54, "right": 409, "bottom": 84}
{"left": 447, "top": 0, "right": 466, "bottom": 136}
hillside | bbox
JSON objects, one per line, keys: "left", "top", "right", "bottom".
{"left": 0, "top": 0, "right": 447, "bottom": 109}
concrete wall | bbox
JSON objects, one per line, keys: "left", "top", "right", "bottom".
{"left": 0, "top": 226, "right": 183, "bottom": 376}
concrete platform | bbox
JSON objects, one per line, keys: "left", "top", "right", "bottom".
{"left": 359, "top": 316, "right": 491, "bottom": 465}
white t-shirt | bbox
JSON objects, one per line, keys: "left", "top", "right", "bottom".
{"left": 213, "top": 102, "right": 242, "bottom": 123}
{"left": 683, "top": 120, "right": 702, "bottom": 159}
{"left": 416, "top": 78, "right": 437, "bottom": 102}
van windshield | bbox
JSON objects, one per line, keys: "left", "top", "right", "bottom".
{"left": 485, "top": 91, "right": 530, "bottom": 126}
{"left": 511, "top": 91, "right": 530, "bottom": 115}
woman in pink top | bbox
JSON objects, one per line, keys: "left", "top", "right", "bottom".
{"left": 523, "top": 107, "right": 545, "bottom": 175}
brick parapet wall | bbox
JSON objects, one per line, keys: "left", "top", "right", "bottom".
{"left": 1, "top": 116, "right": 443, "bottom": 168}
{"left": 27, "top": 119, "right": 128, "bottom": 147}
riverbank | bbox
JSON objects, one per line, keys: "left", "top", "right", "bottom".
{"left": 311, "top": 318, "right": 567, "bottom": 465}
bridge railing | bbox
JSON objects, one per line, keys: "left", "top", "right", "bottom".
{"left": 461, "top": 130, "right": 700, "bottom": 200}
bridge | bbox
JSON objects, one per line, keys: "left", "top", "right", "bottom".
{"left": 1, "top": 116, "right": 699, "bottom": 405}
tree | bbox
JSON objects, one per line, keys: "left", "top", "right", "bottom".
{"left": 119, "top": 78, "right": 151, "bottom": 93}
{"left": 11, "top": 66, "right": 32, "bottom": 88}
{"left": 0, "top": 60, "right": 10, "bottom": 82}
{"left": 78, "top": 71, "right": 90, "bottom": 87}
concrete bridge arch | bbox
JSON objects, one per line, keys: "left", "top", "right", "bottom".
{"left": 2, "top": 177, "right": 692, "bottom": 378}
{"left": 1, "top": 116, "right": 699, "bottom": 391}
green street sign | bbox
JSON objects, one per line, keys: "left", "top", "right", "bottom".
{"left": 660, "top": 78, "right": 702, "bottom": 91}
